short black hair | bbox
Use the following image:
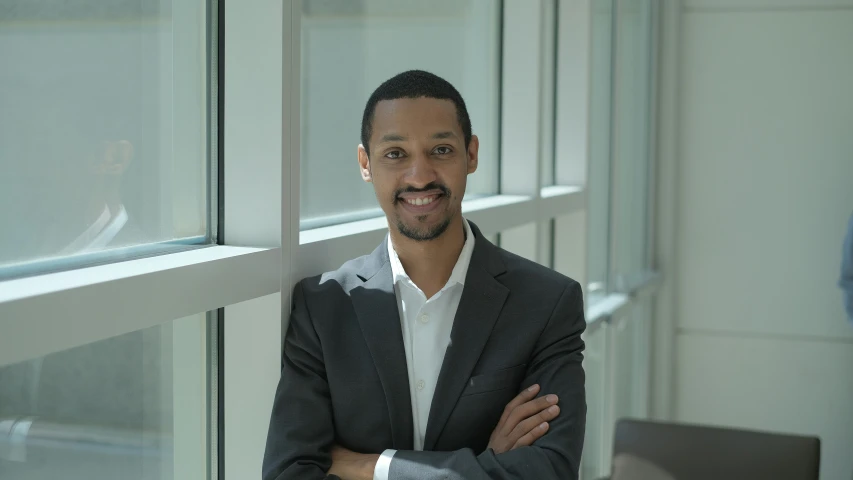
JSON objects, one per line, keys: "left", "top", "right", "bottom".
{"left": 360, "top": 70, "right": 472, "bottom": 158}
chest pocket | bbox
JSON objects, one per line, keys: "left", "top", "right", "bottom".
{"left": 461, "top": 364, "right": 527, "bottom": 397}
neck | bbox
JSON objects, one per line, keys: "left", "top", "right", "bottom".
{"left": 390, "top": 215, "right": 467, "bottom": 298}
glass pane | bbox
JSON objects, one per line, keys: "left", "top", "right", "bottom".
{"left": 580, "top": 324, "right": 608, "bottom": 480}
{"left": 0, "top": 313, "right": 212, "bottom": 480}
{"left": 611, "top": 312, "right": 637, "bottom": 422}
{"left": 632, "top": 296, "right": 653, "bottom": 418}
{"left": 0, "top": 1, "right": 213, "bottom": 270}
{"left": 587, "top": 0, "right": 614, "bottom": 304}
{"left": 540, "top": 0, "right": 557, "bottom": 187}
{"left": 554, "top": 212, "right": 586, "bottom": 283}
{"left": 611, "top": 298, "right": 653, "bottom": 423}
{"left": 299, "top": 0, "right": 501, "bottom": 228}
{"left": 499, "top": 223, "right": 538, "bottom": 263}
{"left": 612, "top": 0, "right": 653, "bottom": 288}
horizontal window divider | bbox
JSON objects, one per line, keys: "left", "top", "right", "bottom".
{"left": 586, "top": 293, "right": 631, "bottom": 326}
{"left": 585, "top": 314, "right": 609, "bottom": 335}
{"left": 464, "top": 194, "right": 537, "bottom": 234}
{"left": 539, "top": 184, "right": 586, "bottom": 220}
{"left": 584, "top": 270, "right": 661, "bottom": 334}
{"left": 0, "top": 246, "right": 281, "bottom": 367}
{"left": 297, "top": 228, "right": 388, "bottom": 281}
{"left": 626, "top": 270, "right": 662, "bottom": 299}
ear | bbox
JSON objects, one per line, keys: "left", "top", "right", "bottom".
{"left": 466, "top": 135, "right": 479, "bottom": 174}
{"left": 357, "top": 144, "right": 372, "bottom": 183}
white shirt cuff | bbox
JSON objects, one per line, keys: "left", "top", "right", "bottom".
{"left": 373, "top": 449, "right": 396, "bottom": 480}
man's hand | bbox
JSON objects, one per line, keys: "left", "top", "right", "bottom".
{"left": 487, "top": 384, "right": 560, "bottom": 454}
{"left": 328, "top": 445, "right": 380, "bottom": 480}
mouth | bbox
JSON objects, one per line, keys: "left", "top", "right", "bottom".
{"left": 397, "top": 191, "right": 446, "bottom": 215}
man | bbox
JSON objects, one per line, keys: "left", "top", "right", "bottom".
{"left": 842, "top": 212, "right": 853, "bottom": 324}
{"left": 263, "top": 70, "right": 586, "bottom": 480}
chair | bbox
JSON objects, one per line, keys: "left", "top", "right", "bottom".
{"left": 603, "top": 419, "right": 820, "bottom": 480}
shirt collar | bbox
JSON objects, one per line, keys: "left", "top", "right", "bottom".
{"left": 388, "top": 217, "right": 476, "bottom": 289}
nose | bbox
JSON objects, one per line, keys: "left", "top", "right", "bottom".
{"left": 404, "top": 152, "right": 438, "bottom": 189}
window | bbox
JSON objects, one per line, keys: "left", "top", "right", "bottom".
{"left": 0, "top": 2, "right": 663, "bottom": 479}
{"left": 0, "top": 1, "right": 220, "bottom": 478}
{"left": 0, "top": 313, "right": 214, "bottom": 480}
{"left": 299, "top": 0, "right": 501, "bottom": 229}
{"left": 0, "top": 0, "right": 214, "bottom": 272}
{"left": 577, "top": 1, "right": 660, "bottom": 478}
{"left": 587, "top": 0, "right": 616, "bottom": 304}
{"left": 580, "top": 323, "right": 608, "bottom": 479}
{"left": 611, "top": 0, "right": 654, "bottom": 290}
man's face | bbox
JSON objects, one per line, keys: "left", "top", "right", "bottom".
{"left": 358, "top": 97, "right": 478, "bottom": 241}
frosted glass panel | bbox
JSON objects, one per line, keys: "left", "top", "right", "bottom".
{"left": 299, "top": 0, "right": 500, "bottom": 227}
{"left": 0, "top": 1, "right": 212, "bottom": 270}
{"left": 581, "top": 324, "right": 608, "bottom": 480}
{"left": 587, "top": 0, "right": 614, "bottom": 303}
{"left": 0, "top": 313, "right": 212, "bottom": 480}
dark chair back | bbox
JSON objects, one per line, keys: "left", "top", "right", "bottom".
{"left": 611, "top": 419, "right": 820, "bottom": 480}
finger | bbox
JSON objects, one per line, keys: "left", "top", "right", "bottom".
{"left": 512, "top": 422, "right": 550, "bottom": 449}
{"left": 505, "top": 394, "right": 559, "bottom": 431}
{"left": 510, "top": 404, "right": 560, "bottom": 443}
{"left": 499, "top": 384, "right": 540, "bottom": 426}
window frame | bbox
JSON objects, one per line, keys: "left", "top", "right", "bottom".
{"left": 0, "top": 1, "right": 663, "bottom": 479}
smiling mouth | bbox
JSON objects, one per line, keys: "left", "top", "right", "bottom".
{"left": 401, "top": 194, "right": 441, "bottom": 206}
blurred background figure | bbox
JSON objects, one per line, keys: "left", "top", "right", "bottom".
{"left": 55, "top": 139, "right": 144, "bottom": 255}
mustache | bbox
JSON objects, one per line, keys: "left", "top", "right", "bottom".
{"left": 394, "top": 182, "right": 450, "bottom": 201}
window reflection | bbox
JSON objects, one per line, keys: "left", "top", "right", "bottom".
{"left": 0, "top": 325, "right": 175, "bottom": 480}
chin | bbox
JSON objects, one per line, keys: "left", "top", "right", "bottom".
{"left": 396, "top": 215, "right": 453, "bottom": 242}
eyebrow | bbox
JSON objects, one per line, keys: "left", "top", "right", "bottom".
{"left": 377, "top": 131, "right": 459, "bottom": 145}
{"left": 432, "top": 131, "right": 457, "bottom": 140}
{"left": 378, "top": 133, "right": 406, "bottom": 144}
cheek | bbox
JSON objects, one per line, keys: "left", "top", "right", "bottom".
{"left": 371, "top": 178, "right": 397, "bottom": 203}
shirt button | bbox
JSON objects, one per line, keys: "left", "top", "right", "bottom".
{"left": 418, "top": 314, "right": 429, "bottom": 324}
{"left": 417, "top": 380, "right": 425, "bottom": 391}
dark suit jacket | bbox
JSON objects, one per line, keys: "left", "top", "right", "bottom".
{"left": 263, "top": 221, "right": 587, "bottom": 479}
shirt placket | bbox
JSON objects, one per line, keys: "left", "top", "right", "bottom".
{"left": 408, "top": 282, "right": 428, "bottom": 450}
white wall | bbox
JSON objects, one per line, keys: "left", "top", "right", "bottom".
{"left": 668, "top": 1, "right": 853, "bottom": 478}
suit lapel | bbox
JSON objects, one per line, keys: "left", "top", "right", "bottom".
{"left": 350, "top": 240, "right": 414, "bottom": 450}
{"left": 423, "top": 227, "right": 509, "bottom": 450}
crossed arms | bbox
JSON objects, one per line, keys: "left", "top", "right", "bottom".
{"left": 262, "top": 281, "right": 587, "bottom": 480}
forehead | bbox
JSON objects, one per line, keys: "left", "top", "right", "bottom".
{"left": 371, "top": 97, "right": 461, "bottom": 141}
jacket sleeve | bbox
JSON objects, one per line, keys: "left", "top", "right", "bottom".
{"left": 388, "top": 281, "right": 587, "bottom": 480}
{"left": 262, "top": 281, "right": 339, "bottom": 480}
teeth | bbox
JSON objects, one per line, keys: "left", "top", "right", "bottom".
{"left": 406, "top": 196, "right": 435, "bottom": 206}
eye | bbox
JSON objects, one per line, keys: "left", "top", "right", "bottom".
{"left": 433, "top": 146, "right": 452, "bottom": 155}
{"left": 385, "top": 150, "right": 405, "bottom": 159}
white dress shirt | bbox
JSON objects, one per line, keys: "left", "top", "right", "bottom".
{"left": 373, "top": 218, "right": 476, "bottom": 480}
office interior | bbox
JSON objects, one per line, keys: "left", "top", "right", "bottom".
{"left": 0, "top": 0, "right": 851, "bottom": 479}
